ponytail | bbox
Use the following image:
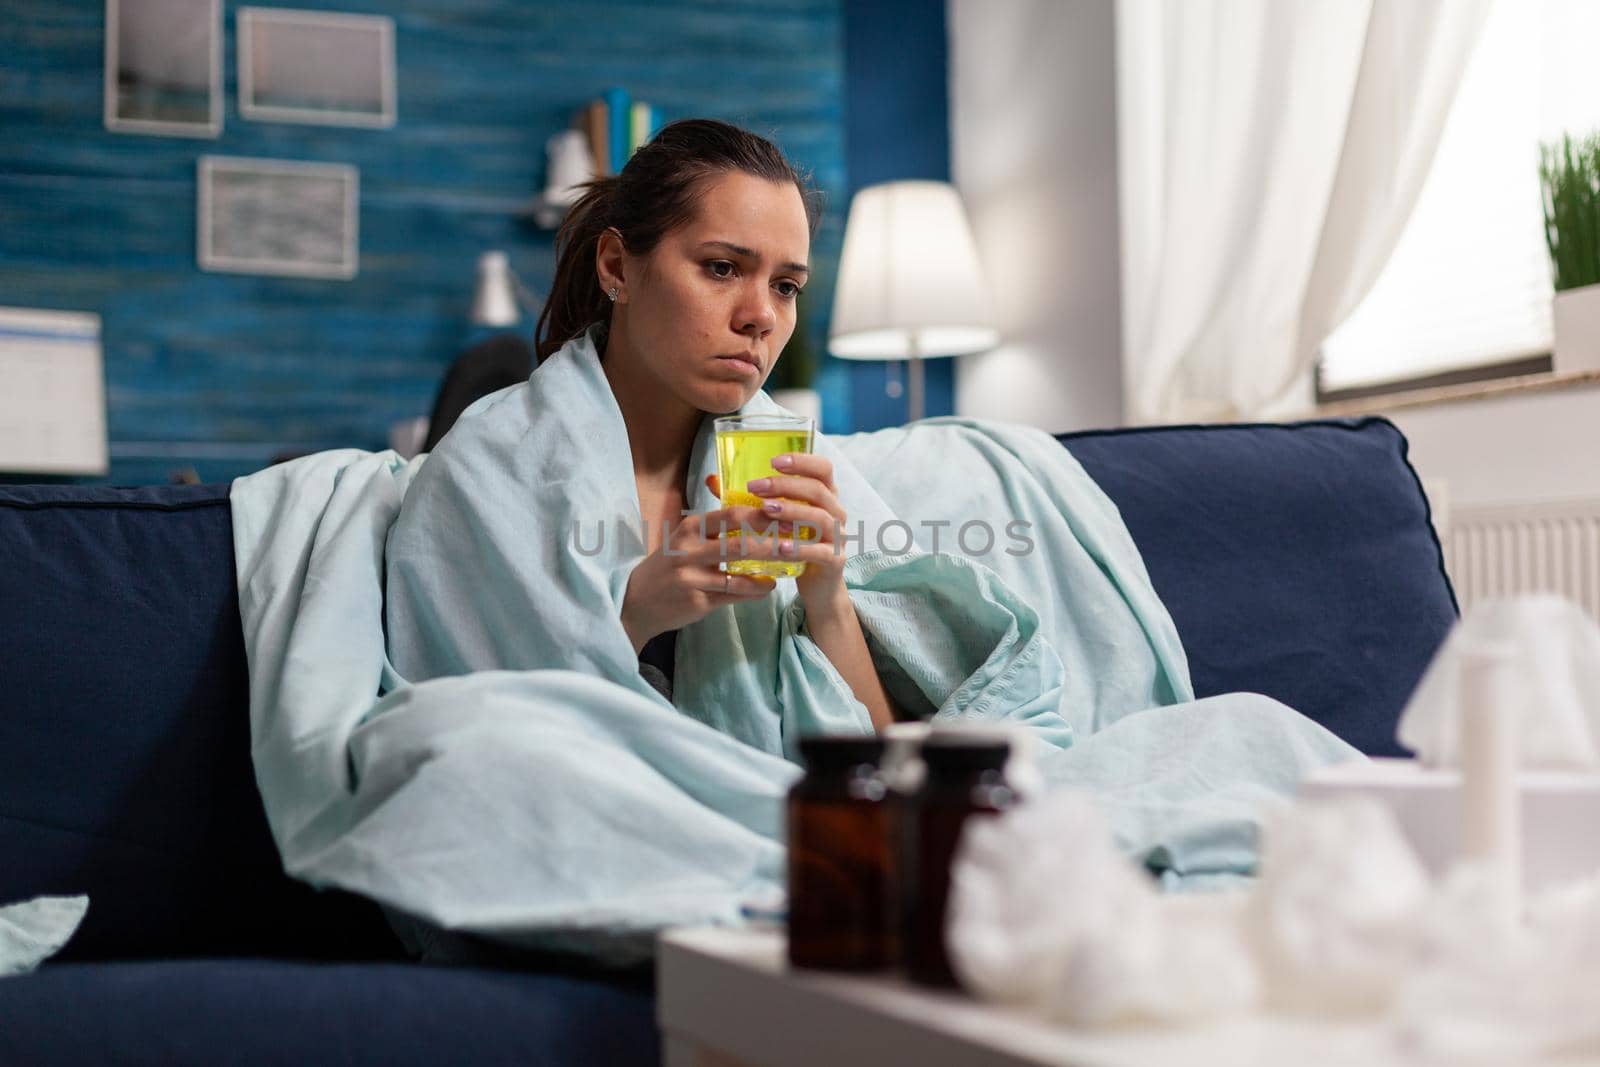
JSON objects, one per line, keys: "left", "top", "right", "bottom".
{"left": 535, "top": 177, "right": 619, "bottom": 364}
{"left": 533, "top": 119, "right": 823, "bottom": 364}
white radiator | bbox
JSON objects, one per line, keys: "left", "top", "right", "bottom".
{"left": 1437, "top": 494, "right": 1600, "bottom": 620}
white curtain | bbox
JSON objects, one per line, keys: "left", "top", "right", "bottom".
{"left": 1116, "top": 0, "right": 1491, "bottom": 424}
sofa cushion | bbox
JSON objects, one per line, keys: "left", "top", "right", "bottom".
{"left": 0, "top": 959, "right": 657, "bottom": 1067}
{"left": 0, "top": 484, "right": 398, "bottom": 961}
{"left": 1059, "top": 417, "right": 1457, "bottom": 757}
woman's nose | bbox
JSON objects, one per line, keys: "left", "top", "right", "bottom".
{"left": 735, "top": 284, "right": 777, "bottom": 337}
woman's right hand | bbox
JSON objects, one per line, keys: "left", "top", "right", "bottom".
{"left": 619, "top": 503, "right": 779, "bottom": 653}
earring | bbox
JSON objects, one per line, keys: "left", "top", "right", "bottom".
{"left": 607, "top": 287, "right": 619, "bottom": 302}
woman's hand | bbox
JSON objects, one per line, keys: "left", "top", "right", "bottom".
{"left": 706, "top": 451, "right": 850, "bottom": 611}
{"left": 711, "top": 456, "right": 900, "bottom": 730}
{"left": 618, "top": 505, "right": 780, "bottom": 653}
{"left": 621, "top": 454, "right": 851, "bottom": 653}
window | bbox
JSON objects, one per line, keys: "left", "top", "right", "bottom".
{"left": 1317, "top": 0, "right": 1600, "bottom": 398}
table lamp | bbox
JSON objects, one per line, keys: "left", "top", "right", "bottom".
{"left": 828, "top": 180, "right": 998, "bottom": 422}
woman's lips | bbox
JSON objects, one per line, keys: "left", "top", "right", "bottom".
{"left": 714, "top": 354, "right": 761, "bottom": 377}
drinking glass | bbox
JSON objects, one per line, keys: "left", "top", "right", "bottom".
{"left": 713, "top": 413, "right": 815, "bottom": 578}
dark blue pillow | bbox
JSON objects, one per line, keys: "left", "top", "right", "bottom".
{"left": 1059, "top": 417, "right": 1457, "bottom": 756}
{"left": 0, "top": 484, "right": 398, "bottom": 961}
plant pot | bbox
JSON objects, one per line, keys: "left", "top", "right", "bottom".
{"left": 1552, "top": 282, "right": 1600, "bottom": 374}
{"left": 770, "top": 387, "right": 822, "bottom": 424}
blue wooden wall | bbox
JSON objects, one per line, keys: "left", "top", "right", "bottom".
{"left": 842, "top": 0, "right": 954, "bottom": 430}
{"left": 0, "top": 0, "right": 853, "bottom": 484}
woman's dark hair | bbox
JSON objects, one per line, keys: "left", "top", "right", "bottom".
{"left": 535, "top": 118, "right": 824, "bottom": 363}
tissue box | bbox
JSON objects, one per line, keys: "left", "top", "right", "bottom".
{"left": 1300, "top": 757, "right": 1600, "bottom": 890}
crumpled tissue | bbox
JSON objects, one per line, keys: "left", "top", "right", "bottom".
{"left": 1392, "top": 867, "right": 1600, "bottom": 1061}
{"left": 1397, "top": 594, "right": 1600, "bottom": 769}
{"left": 947, "top": 793, "right": 1600, "bottom": 1058}
{"left": 946, "top": 791, "right": 1258, "bottom": 1027}
{"left": 1244, "top": 797, "right": 1432, "bottom": 1015}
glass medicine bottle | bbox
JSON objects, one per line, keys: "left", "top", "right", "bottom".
{"left": 901, "top": 734, "right": 1016, "bottom": 988}
{"left": 786, "top": 736, "right": 892, "bottom": 970}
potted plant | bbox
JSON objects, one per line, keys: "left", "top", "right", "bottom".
{"left": 1540, "top": 130, "right": 1600, "bottom": 372}
{"left": 767, "top": 286, "right": 823, "bottom": 422}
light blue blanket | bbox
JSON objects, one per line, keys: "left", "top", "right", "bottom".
{"left": 232, "top": 327, "right": 1358, "bottom": 961}
{"left": 0, "top": 896, "right": 87, "bottom": 978}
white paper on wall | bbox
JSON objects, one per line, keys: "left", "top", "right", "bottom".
{"left": 0, "top": 307, "right": 108, "bottom": 475}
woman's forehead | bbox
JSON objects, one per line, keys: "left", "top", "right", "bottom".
{"left": 681, "top": 172, "right": 810, "bottom": 263}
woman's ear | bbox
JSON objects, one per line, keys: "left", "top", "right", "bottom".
{"left": 595, "top": 226, "right": 628, "bottom": 303}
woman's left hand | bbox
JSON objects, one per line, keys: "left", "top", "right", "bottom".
{"left": 706, "top": 451, "right": 849, "bottom": 609}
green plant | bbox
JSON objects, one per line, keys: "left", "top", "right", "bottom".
{"left": 769, "top": 285, "right": 818, "bottom": 391}
{"left": 1539, "top": 131, "right": 1600, "bottom": 292}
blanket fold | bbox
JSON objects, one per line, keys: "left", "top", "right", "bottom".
{"left": 231, "top": 327, "right": 1358, "bottom": 962}
{"left": 0, "top": 895, "right": 87, "bottom": 977}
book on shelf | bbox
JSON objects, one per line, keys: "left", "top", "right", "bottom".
{"left": 629, "top": 101, "right": 659, "bottom": 158}
{"left": 603, "top": 87, "right": 631, "bottom": 175}
{"left": 583, "top": 100, "right": 609, "bottom": 176}
{"left": 576, "top": 89, "right": 664, "bottom": 176}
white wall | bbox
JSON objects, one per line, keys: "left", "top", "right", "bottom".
{"left": 947, "top": 3, "right": 1600, "bottom": 498}
{"left": 948, "top": 0, "right": 1123, "bottom": 432}
{"left": 1386, "top": 384, "right": 1600, "bottom": 509}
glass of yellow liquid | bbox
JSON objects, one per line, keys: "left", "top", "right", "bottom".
{"left": 714, "top": 413, "right": 815, "bottom": 578}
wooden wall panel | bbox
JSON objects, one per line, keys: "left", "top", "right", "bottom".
{"left": 0, "top": 0, "right": 846, "bottom": 484}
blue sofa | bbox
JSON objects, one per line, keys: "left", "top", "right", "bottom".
{"left": 0, "top": 417, "right": 1457, "bottom": 1065}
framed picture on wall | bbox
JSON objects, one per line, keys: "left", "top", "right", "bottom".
{"left": 104, "top": 0, "right": 222, "bottom": 137}
{"left": 238, "top": 8, "right": 396, "bottom": 128}
{"left": 197, "top": 156, "right": 359, "bottom": 280}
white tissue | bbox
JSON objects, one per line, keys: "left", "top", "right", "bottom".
{"left": 1047, "top": 889, "right": 1258, "bottom": 1028}
{"left": 1394, "top": 868, "right": 1600, "bottom": 1060}
{"left": 946, "top": 792, "right": 1257, "bottom": 1027}
{"left": 1246, "top": 798, "right": 1432, "bottom": 1015}
{"left": 947, "top": 787, "right": 1600, "bottom": 1058}
{"left": 945, "top": 792, "right": 1144, "bottom": 1005}
{"left": 1397, "top": 595, "right": 1600, "bottom": 769}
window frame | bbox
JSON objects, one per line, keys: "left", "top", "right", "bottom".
{"left": 1313, "top": 351, "right": 1552, "bottom": 405}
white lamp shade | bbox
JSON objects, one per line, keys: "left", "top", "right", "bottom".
{"left": 828, "top": 180, "right": 998, "bottom": 360}
{"left": 470, "top": 250, "right": 520, "bottom": 327}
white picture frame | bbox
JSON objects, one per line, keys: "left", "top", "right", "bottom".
{"left": 238, "top": 7, "right": 396, "bottom": 128}
{"left": 197, "top": 156, "right": 359, "bottom": 280}
{"left": 104, "top": 0, "right": 222, "bottom": 137}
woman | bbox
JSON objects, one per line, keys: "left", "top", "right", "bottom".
{"left": 385, "top": 117, "right": 1075, "bottom": 750}
{"left": 528, "top": 118, "right": 901, "bottom": 730}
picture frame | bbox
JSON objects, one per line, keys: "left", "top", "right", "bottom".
{"left": 238, "top": 8, "right": 397, "bottom": 128}
{"left": 197, "top": 156, "right": 359, "bottom": 280}
{"left": 104, "top": 0, "right": 222, "bottom": 137}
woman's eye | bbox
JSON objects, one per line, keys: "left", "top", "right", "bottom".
{"left": 775, "top": 281, "right": 802, "bottom": 300}
{"left": 708, "top": 260, "right": 735, "bottom": 279}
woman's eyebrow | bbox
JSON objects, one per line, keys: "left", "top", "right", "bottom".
{"left": 698, "top": 240, "right": 810, "bottom": 276}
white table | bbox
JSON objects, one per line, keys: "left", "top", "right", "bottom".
{"left": 656, "top": 926, "right": 1585, "bottom": 1067}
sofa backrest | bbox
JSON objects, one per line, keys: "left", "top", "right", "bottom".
{"left": 0, "top": 417, "right": 1454, "bottom": 958}
{"left": 1060, "top": 416, "right": 1458, "bottom": 756}
{"left": 0, "top": 484, "right": 397, "bottom": 962}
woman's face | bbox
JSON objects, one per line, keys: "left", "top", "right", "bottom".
{"left": 614, "top": 171, "right": 811, "bottom": 414}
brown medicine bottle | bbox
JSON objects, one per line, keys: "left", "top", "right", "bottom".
{"left": 786, "top": 736, "right": 892, "bottom": 970}
{"left": 901, "top": 735, "right": 1016, "bottom": 988}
